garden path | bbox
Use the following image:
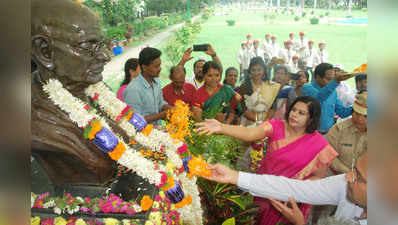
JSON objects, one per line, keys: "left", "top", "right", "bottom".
{"left": 102, "top": 14, "right": 201, "bottom": 81}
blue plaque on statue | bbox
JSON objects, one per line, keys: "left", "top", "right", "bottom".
{"left": 93, "top": 128, "right": 118, "bottom": 153}
{"left": 129, "top": 112, "right": 147, "bottom": 132}
{"left": 165, "top": 182, "right": 185, "bottom": 203}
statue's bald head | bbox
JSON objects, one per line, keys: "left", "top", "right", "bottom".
{"left": 32, "top": 0, "right": 101, "bottom": 42}
{"left": 31, "top": 0, "right": 110, "bottom": 88}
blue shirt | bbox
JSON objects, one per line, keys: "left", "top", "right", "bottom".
{"left": 302, "top": 80, "right": 353, "bottom": 131}
{"left": 124, "top": 74, "right": 167, "bottom": 125}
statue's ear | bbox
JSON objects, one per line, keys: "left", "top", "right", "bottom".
{"left": 32, "top": 35, "right": 55, "bottom": 71}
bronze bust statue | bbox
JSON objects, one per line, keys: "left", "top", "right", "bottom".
{"left": 31, "top": 0, "right": 118, "bottom": 186}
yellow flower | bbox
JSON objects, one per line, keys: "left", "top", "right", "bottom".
{"left": 103, "top": 218, "right": 120, "bottom": 225}
{"left": 75, "top": 219, "right": 87, "bottom": 225}
{"left": 54, "top": 217, "right": 67, "bottom": 225}
{"left": 31, "top": 217, "right": 40, "bottom": 225}
{"left": 159, "top": 191, "right": 165, "bottom": 199}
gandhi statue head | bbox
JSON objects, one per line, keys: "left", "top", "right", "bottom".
{"left": 32, "top": 0, "right": 110, "bottom": 93}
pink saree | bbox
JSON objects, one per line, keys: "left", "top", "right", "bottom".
{"left": 254, "top": 119, "right": 338, "bottom": 225}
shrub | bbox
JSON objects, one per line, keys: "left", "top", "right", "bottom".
{"left": 325, "top": 12, "right": 329, "bottom": 16}
{"left": 302, "top": 12, "right": 306, "bottom": 17}
{"left": 362, "top": 8, "right": 367, "bottom": 12}
{"left": 311, "top": 10, "right": 315, "bottom": 15}
{"left": 310, "top": 17, "right": 319, "bottom": 25}
{"left": 346, "top": 15, "right": 353, "bottom": 18}
{"left": 104, "top": 26, "right": 126, "bottom": 41}
{"left": 294, "top": 16, "right": 300, "bottom": 21}
{"left": 320, "top": 14, "right": 324, "bottom": 18}
{"left": 226, "top": 20, "right": 235, "bottom": 26}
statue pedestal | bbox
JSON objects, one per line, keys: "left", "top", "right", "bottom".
{"left": 31, "top": 156, "right": 157, "bottom": 224}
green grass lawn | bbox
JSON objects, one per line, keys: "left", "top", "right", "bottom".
{"left": 154, "top": 7, "right": 366, "bottom": 89}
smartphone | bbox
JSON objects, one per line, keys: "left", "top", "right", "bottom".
{"left": 193, "top": 44, "right": 208, "bottom": 51}
{"left": 290, "top": 73, "right": 300, "bottom": 80}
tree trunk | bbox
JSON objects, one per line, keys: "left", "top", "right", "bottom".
{"left": 313, "top": 0, "right": 317, "bottom": 10}
{"left": 277, "top": 0, "right": 280, "bottom": 8}
{"left": 287, "top": 0, "right": 290, "bottom": 9}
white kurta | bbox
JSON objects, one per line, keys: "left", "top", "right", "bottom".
{"left": 303, "top": 47, "right": 317, "bottom": 68}
{"left": 238, "top": 173, "right": 367, "bottom": 225}
{"left": 279, "top": 48, "right": 296, "bottom": 66}
{"left": 313, "top": 50, "right": 329, "bottom": 67}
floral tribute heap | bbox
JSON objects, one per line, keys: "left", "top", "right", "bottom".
{"left": 33, "top": 80, "right": 213, "bottom": 225}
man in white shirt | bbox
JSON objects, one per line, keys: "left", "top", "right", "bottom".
{"left": 289, "top": 32, "right": 300, "bottom": 53}
{"left": 267, "top": 35, "right": 280, "bottom": 59}
{"left": 262, "top": 34, "right": 272, "bottom": 63}
{"left": 246, "top": 33, "right": 253, "bottom": 50}
{"left": 250, "top": 39, "right": 265, "bottom": 62}
{"left": 303, "top": 40, "right": 317, "bottom": 71}
{"left": 297, "top": 31, "right": 308, "bottom": 57}
{"left": 313, "top": 41, "right": 329, "bottom": 68}
{"left": 279, "top": 40, "right": 296, "bottom": 66}
{"left": 204, "top": 151, "right": 368, "bottom": 225}
{"left": 237, "top": 41, "right": 250, "bottom": 81}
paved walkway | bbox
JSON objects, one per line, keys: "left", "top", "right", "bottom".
{"left": 102, "top": 14, "right": 201, "bottom": 81}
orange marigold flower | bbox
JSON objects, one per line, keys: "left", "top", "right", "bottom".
{"left": 354, "top": 63, "right": 367, "bottom": 73}
{"left": 108, "top": 141, "right": 126, "bottom": 160}
{"left": 140, "top": 195, "right": 153, "bottom": 211}
{"left": 88, "top": 121, "right": 102, "bottom": 140}
{"left": 141, "top": 124, "right": 153, "bottom": 136}
{"left": 129, "top": 139, "right": 137, "bottom": 145}
{"left": 188, "top": 155, "right": 212, "bottom": 178}
{"left": 125, "top": 110, "right": 134, "bottom": 121}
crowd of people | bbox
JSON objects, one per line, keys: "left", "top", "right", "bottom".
{"left": 117, "top": 41, "right": 367, "bottom": 224}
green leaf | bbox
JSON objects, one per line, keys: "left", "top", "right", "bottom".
{"left": 225, "top": 196, "right": 246, "bottom": 210}
{"left": 222, "top": 217, "right": 235, "bottom": 225}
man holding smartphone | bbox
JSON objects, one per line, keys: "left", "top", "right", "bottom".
{"left": 180, "top": 44, "right": 223, "bottom": 89}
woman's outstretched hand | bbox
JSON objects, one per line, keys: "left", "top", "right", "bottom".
{"left": 205, "top": 164, "right": 239, "bottom": 185}
{"left": 195, "top": 119, "right": 223, "bottom": 135}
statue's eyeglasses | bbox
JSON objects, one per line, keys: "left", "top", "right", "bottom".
{"left": 73, "top": 40, "right": 105, "bottom": 56}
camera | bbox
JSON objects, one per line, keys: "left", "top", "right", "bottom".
{"left": 193, "top": 44, "right": 208, "bottom": 51}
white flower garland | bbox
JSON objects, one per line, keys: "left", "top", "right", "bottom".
{"left": 43, "top": 79, "right": 203, "bottom": 224}
{"left": 43, "top": 79, "right": 163, "bottom": 186}
{"left": 85, "top": 82, "right": 183, "bottom": 169}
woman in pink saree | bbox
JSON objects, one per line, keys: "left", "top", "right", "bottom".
{"left": 196, "top": 96, "right": 338, "bottom": 225}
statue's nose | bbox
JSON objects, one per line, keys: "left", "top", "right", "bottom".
{"left": 96, "top": 49, "right": 110, "bottom": 62}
